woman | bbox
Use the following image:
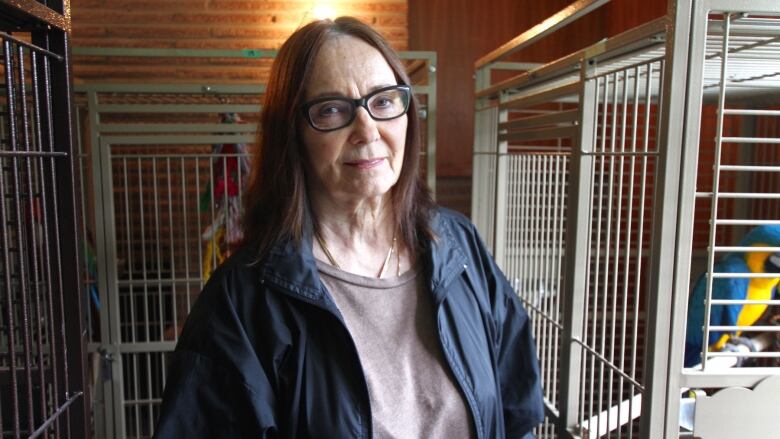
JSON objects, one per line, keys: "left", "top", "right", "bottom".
{"left": 155, "top": 17, "right": 544, "bottom": 439}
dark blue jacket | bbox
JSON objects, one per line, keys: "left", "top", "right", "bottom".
{"left": 154, "top": 208, "right": 545, "bottom": 438}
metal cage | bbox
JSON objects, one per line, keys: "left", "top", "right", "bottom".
{"left": 473, "top": 0, "right": 780, "bottom": 437}
{"left": 0, "top": 0, "right": 88, "bottom": 438}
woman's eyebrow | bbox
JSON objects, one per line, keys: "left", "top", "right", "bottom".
{"left": 307, "top": 83, "right": 397, "bottom": 100}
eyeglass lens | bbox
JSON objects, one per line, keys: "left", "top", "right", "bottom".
{"left": 307, "top": 87, "right": 409, "bottom": 131}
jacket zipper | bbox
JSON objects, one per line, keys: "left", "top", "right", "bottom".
{"left": 432, "top": 266, "right": 485, "bottom": 439}
{"left": 261, "top": 278, "right": 374, "bottom": 439}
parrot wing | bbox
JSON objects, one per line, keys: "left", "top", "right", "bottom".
{"left": 684, "top": 225, "right": 779, "bottom": 367}
{"left": 685, "top": 255, "right": 750, "bottom": 367}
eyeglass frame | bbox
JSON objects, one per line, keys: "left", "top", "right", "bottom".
{"left": 300, "top": 84, "right": 412, "bottom": 132}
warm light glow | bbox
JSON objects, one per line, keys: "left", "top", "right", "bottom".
{"left": 312, "top": 4, "right": 338, "bottom": 20}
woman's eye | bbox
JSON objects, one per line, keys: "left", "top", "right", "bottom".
{"left": 316, "top": 102, "right": 348, "bottom": 117}
{"left": 372, "top": 96, "right": 393, "bottom": 108}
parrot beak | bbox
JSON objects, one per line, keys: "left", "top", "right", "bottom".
{"left": 767, "top": 252, "right": 780, "bottom": 273}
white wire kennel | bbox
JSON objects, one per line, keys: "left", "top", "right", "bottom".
{"left": 72, "top": 48, "right": 438, "bottom": 439}
{"left": 472, "top": 0, "right": 780, "bottom": 438}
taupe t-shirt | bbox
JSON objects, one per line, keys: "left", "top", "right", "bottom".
{"left": 317, "top": 261, "right": 475, "bottom": 439}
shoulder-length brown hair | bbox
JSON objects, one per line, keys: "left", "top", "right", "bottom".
{"left": 243, "top": 16, "right": 434, "bottom": 259}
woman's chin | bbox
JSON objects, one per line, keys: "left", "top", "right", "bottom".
{"left": 339, "top": 181, "right": 396, "bottom": 202}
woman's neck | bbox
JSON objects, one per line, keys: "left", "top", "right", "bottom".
{"left": 310, "top": 192, "right": 402, "bottom": 277}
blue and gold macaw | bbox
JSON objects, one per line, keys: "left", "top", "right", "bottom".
{"left": 684, "top": 225, "right": 780, "bottom": 367}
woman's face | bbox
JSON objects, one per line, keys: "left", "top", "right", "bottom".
{"left": 300, "top": 35, "right": 408, "bottom": 205}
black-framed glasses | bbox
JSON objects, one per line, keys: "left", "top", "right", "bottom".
{"left": 301, "top": 84, "right": 411, "bottom": 132}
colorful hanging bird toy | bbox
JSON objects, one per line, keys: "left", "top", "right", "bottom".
{"left": 200, "top": 112, "right": 251, "bottom": 280}
{"left": 685, "top": 225, "right": 780, "bottom": 367}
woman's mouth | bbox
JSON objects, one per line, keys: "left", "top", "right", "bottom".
{"left": 344, "top": 158, "right": 385, "bottom": 169}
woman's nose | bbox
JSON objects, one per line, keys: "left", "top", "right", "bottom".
{"left": 348, "top": 107, "right": 380, "bottom": 144}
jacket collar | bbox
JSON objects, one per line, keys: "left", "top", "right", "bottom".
{"left": 259, "top": 209, "right": 468, "bottom": 306}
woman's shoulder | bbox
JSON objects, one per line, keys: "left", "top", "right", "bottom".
{"left": 429, "top": 206, "right": 485, "bottom": 251}
{"left": 432, "top": 205, "right": 469, "bottom": 223}
{"left": 197, "top": 245, "right": 264, "bottom": 302}
{"left": 430, "top": 206, "right": 477, "bottom": 235}
{"left": 180, "top": 246, "right": 264, "bottom": 329}
{"left": 214, "top": 243, "right": 264, "bottom": 276}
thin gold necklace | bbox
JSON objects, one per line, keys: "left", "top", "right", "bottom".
{"left": 377, "top": 235, "right": 401, "bottom": 278}
{"left": 315, "top": 229, "right": 400, "bottom": 278}
{"left": 314, "top": 229, "right": 341, "bottom": 269}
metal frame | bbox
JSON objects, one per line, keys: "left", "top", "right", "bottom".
{"left": 101, "top": 133, "right": 255, "bottom": 438}
{"left": 73, "top": 48, "right": 437, "bottom": 439}
{"left": 666, "top": 1, "right": 780, "bottom": 438}
{"left": 472, "top": 0, "right": 780, "bottom": 438}
{"left": 78, "top": 81, "right": 262, "bottom": 439}
{"left": 399, "top": 50, "right": 438, "bottom": 196}
{"left": 0, "top": 0, "right": 88, "bottom": 437}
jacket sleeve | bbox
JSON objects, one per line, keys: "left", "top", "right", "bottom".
{"left": 153, "top": 266, "right": 280, "bottom": 438}
{"left": 493, "top": 278, "right": 545, "bottom": 437}
{"left": 154, "top": 350, "right": 278, "bottom": 438}
{"left": 473, "top": 225, "right": 545, "bottom": 437}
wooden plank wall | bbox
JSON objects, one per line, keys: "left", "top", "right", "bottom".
{"left": 70, "top": 0, "right": 409, "bottom": 83}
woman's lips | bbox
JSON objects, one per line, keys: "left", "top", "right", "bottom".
{"left": 344, "top": 158, "right": 384, "bottom": 169}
